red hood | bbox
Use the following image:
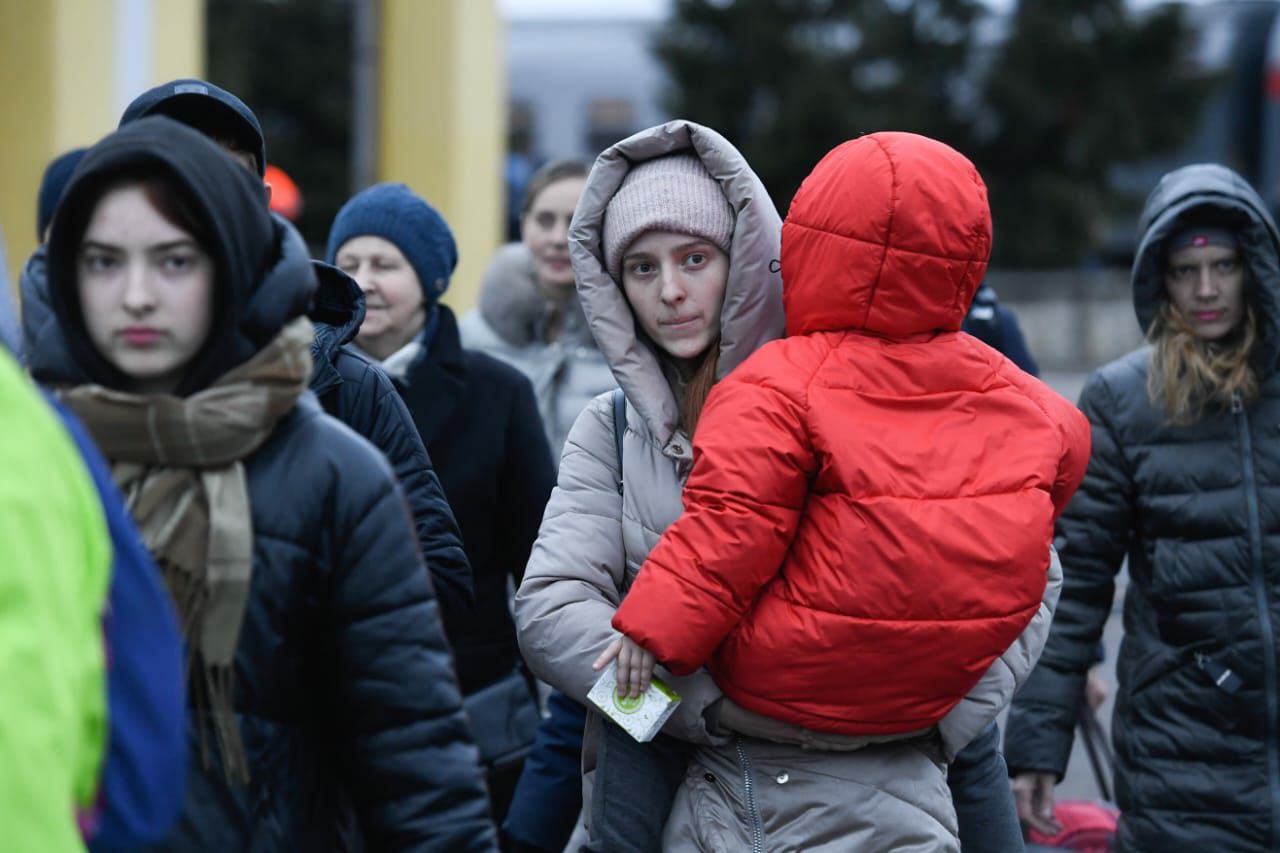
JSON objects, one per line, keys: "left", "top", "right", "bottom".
{"left": 781, "top": 132, "right": 991, "bottom": 338}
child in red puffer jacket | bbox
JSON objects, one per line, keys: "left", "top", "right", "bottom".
{"left": 605, "top": 132, "right": 1090, "bottom": 743}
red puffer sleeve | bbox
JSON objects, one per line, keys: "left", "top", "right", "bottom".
{"left": 1051, "top": 398, "right": 1092, "bottom": 520}
{"left": 613, "top": 350, "right": 817, "bottom": 675}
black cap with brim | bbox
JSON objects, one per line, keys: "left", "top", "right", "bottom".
{"left": 119, "top": 79, "right": 266, "bottom": 178}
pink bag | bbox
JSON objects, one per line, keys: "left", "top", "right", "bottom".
{"left": 1026, "top": 801, "right": 1119, "bottom": 852}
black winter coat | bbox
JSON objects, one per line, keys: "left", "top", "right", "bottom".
{"left": 27, "top": 119, "right": 496, "bottom": 851}
{"left": 308, "top": 261, "right": 474, "bottom": 613}
{"left": 1006, "top": 164, "right": 1280, "bottom": 852}
{"left": 166, "top": 394, "right": 494, "bottom": 850}
{"left": 395, "top": 306, "right": 555, "bottom": 696}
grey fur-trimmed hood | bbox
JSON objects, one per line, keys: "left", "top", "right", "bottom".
{"left": 569, "top": 120, "right": 785, "bottom": 448}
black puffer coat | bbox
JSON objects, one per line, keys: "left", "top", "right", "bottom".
{"left": 308, "top": 260, "right": 474, "bottom": 613}
{"left": 1006, "top": 164, "right": 1280, "bottom": 852}
{"left": 28, "top": 118, "right": 496, "bottom": 851}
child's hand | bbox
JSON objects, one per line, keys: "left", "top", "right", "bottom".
{"left": 592, "top": 635, "right": 656, "bottom": 699}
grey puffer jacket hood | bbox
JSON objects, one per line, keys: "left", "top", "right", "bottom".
{"left": 515, "top": 120, "right": 784, "bottom": 751}
{"left": 1132, "top": 162, "right": 1280, "bottom": 375}
{"left": 568, "top": 120, "right": 786, "bottom": 449}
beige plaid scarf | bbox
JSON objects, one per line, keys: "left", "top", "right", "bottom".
{"left": 60, "top": 317, "right": 314, "bottom": 783}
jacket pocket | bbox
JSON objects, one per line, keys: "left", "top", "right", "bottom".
{"left": 672, "top": 764, "right": 746, "bottom": 852}
{"left": 1130, "top": 633, "right": 1228, "bottom": 694}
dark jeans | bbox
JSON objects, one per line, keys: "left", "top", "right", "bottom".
{"left": 486, "top": 758, "right": 525, "bottom": 831}
{"left": 950, "top": 721, "right": 1025, "bottom": 852}
{"left": 583, "top": 718, "right": 690, "bottom": 853}
{"left": 502, "top": 691, "right": 587, "bottom": 852}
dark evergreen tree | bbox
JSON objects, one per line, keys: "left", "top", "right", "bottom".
{"left": 655, "top": 0, "right": 985, "bottom": 209}
{"left": 655, "top": 0, "right": 1209, "bottom": 267}
{"left": 974, "top": 0, "right": 1208, "bottom": 266}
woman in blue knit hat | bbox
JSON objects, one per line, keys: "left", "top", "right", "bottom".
{"left": 328, "top": 183, "right": 556, "bottom": 827}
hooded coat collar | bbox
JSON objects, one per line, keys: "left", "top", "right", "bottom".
{"left": 569, "top": 120, "right": 785, "bottom": 449}
{"left": 307, "top": 258, "right": 366, "bottom": 398}
{"left": 781, "top": 132, "right": 991, "bottom": 341}
{"left": 1131, "top": 163, "right": 1280, "bottom": 376}
{"left": 30, "top": 117, "right": 315, "bottom": 396}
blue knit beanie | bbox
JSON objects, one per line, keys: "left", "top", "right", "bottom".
{"left": 325, "top": 183, "right": 457, "bottom": 301}
{"left": 36, "top": 148, "right": 87, "bottom": 240}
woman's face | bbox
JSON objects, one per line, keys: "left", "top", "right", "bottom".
{"left": 77, "top": 183, "right": 215, "bottom": 394}
{"left": 1164, "top": 243, "right": 1246, "bottom": 342}
{"left": 621, "top": 231, "right": 729, "bottom": 362}
{"left": 522, "top": 176, "right": 587, "bottom": 295}
{"left": 335, "top": 235, "right": 426, "bottom": 359}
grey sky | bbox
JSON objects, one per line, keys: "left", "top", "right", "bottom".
{"left": 500, "top": 0, "right": 1218, "bottom": 20}
{"left": 501, "top": 0, "right": 667, "bottom": 19}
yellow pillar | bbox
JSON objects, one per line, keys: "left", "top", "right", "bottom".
{"left": 0, "top": 0, "right": 203, "bottom": 288}
{"left": 380, "top": 0, "right": 505, "bottom": 314}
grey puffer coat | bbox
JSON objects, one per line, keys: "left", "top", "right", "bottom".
{"left": 460, "top": 243, "right": 615, "bottom": 459}
{"left": 515, "top": 120, "right": 1055, "bottom": 850}
{"left": 1006, "top": 164, "right": 1280, "bottom": 852}
{"left": 514, "top": 121, "right": 784, "bottom": 749}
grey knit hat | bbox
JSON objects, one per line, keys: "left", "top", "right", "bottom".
{"left": 603, "top": 153, "right": 735, "bottom": 281}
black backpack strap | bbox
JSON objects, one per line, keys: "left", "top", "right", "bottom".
{"left": 611, "top": 388, "right": 626, "bottom": 494}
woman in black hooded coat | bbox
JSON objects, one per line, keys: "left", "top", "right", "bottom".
{"left": 1007, "top": 164, "right": 1280, "bottom": 851}
{"left": 27, "top": 117, "right": 496, "bottom": 851}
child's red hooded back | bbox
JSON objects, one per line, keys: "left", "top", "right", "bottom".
{"left": 614, "top": 132, "right": 1090, "bottom": 735}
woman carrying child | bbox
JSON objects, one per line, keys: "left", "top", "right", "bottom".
{"left": 605, "top": 130, "right": 1092, "bottom": 850}
{"left": 1007, "top": 164, "right": 1280, "bottom": 850}
{"left": 518, "top": 124, "right": 1085, "bottom": 850}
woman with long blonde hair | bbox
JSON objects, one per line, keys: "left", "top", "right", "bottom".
{"left": 1007, "top": 163, "right": 1280, "bottom": 850}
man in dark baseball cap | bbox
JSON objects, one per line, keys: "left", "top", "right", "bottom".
{"left": 119, "top": 79, "right": 266, "bottom": 178}
{"left": 111, "top": 77, "right": 480, "bottom": 629}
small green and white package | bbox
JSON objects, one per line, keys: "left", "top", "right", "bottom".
{"left": 587, "top": 662, "right": 682, "bottom": 743}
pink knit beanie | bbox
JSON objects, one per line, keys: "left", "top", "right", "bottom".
{"left": 602, "top": 153, "right": 735, "bottom": 281}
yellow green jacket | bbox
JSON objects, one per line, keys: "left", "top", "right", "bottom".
{"left": 0, "top": 347, "right": 109, "bottom": 851}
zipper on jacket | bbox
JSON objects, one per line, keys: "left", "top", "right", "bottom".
{"left": 733, "top": 737, "right": 765, "bottom": 853}
{"left": 1233, "top": 391, "right": 1280, "bottom": 848}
